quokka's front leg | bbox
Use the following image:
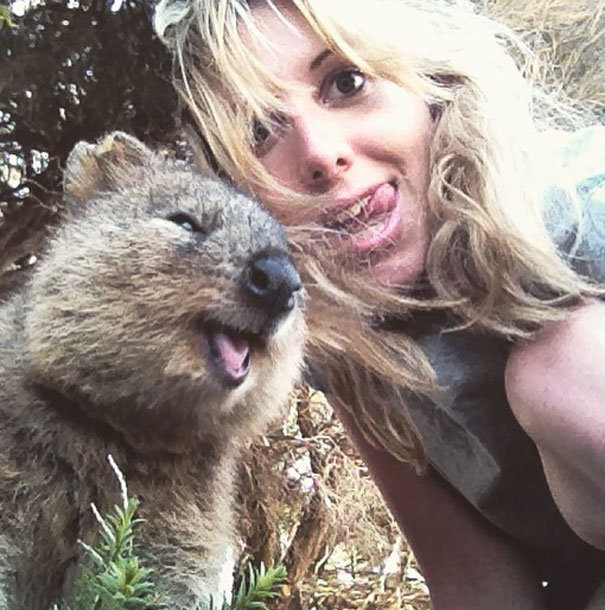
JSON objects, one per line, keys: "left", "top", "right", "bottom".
{"left": 136, "top": 506, "right": 236, "bottom": 610}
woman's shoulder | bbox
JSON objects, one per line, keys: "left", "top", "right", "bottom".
{"left": 505, "top": 301, "right": 605, "bottom": 422}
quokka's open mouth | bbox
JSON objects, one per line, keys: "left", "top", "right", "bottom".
{"left": 199, "top": 320, "right": 267, "bottom": 388}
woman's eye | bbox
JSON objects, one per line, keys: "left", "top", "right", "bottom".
{"left": 251, "top": 113, "right": 288, "bottom": 155}
{"left": 166, "top": 212, "right": 204, "bottom": 233}
{"left": 324, "top": 68, "right": 366, "bottom": 101}
{"left": 252, "top": 120, "right": 271, "bottom": 146}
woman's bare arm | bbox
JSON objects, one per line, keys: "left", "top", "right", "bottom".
{"left": 331, "top": 397, "right": 547, "bottom": 610}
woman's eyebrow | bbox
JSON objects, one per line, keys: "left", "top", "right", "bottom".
{"left": 310, "top": 49, "right": 333, "bottom": 71}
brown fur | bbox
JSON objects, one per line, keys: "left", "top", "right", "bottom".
{"left": 0, "top": 132, "right": 305, "bottom": 610}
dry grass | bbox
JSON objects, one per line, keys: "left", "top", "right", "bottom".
{"left": 479, "top": 0, "right": 605, "bottom": 116}
{"left": 240, "top": 387, "right": 431, "bottom": 609}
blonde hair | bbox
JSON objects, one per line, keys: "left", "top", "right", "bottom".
{"left": 155, "top": 0, "right": 601, "bottom": 468}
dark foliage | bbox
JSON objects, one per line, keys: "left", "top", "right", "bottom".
{"left": 0, "top": 0, "right": 179, "bottom": 273}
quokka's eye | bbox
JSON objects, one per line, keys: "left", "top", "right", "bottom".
{"left": 166, "top": 212, "right": 204, "bottom": 233}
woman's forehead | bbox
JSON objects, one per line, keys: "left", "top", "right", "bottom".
{"left": 242, "top": 2, "right": 326, "bottom": 79}
{"left": 244, "top": 1, "right": 312, "bottom": 46}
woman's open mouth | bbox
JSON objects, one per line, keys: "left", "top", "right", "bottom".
{"left": 324, "top": 182, "right": 403, "bottom": 254}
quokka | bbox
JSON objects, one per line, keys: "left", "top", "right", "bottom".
{"left": 0, "top": 132, "right": 306, "bottom": 610}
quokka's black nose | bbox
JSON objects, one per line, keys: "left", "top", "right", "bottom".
{"left": 243, "top": 253, "right": 302, "bottom": 317}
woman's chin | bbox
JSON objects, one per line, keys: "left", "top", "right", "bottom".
{"left": 369, "top": 248, "right": 426, "bottom": 290}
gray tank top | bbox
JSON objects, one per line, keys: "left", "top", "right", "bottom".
{"left": 403, "top": 127, "right": 605, "bottom": 553}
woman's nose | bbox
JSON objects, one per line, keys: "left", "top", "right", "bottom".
{"left": 289, "top": 110, "right": 352, "bottom": 192}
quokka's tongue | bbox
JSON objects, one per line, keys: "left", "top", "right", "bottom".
{"left": 209, "top": 331, "right": 250, "bottom": 381}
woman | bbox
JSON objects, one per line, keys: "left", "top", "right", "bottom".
{"left": 153, "top": 1, "right": 605, "bottom": 608}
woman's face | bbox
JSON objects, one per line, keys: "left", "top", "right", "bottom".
{"left": 246, "top": 3, "right": 434, "bottom": 286}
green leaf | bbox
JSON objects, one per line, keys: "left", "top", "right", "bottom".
{"left": 229, "top": 562, "right": 287, "bottom": 610}
{"left": 53, "top": 492, "right": 159, "bottom": 610}
{"left": 0, "top": 4, "right": 15, "bottom": 29}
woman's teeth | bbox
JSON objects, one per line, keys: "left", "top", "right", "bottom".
{"left": 324, "top": 182, "right": 401, "bottom": 254}
{"left": 365, "top": 212, "right": 389, "bottom": 230}
{"left": 331, "top": 195, "right": 371, "bottom": 228}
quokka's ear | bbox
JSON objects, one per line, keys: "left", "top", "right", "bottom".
{"left": 63, "top": 131, "right": 155, "bottom": 201}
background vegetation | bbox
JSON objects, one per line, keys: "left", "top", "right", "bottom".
{"left": 1, "top": 1, "right": 602, "bottom": 608}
